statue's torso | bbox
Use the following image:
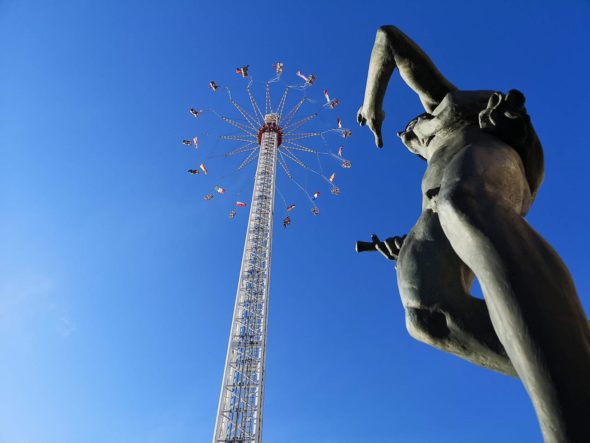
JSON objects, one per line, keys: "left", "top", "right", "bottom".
{"left": 411, "top": 91, "right": 495, "bottom": 196}
{"left": 407, "top": 90, "right": 543, "bottom": 204}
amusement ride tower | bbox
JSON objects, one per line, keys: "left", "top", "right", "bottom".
{"left": 185, "top": 66, "right": 350, "bottom": 443}
{"left": 212, "top": 114, "right": 281, "bottom": 442}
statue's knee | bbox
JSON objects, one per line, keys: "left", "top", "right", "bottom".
{"left": 405, "top": 307, "right": 451, "bottom": 343}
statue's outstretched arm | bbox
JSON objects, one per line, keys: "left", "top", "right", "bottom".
{"left": 358, "top": 25, "right": 457, "bottom": 147}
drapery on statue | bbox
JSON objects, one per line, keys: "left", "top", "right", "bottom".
{"left": 356, "top": 25, "right": 590, "bottom": 442}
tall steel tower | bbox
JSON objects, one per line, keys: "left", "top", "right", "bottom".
{"left": 212, "top": 113, "right": 281, "bottom": 443}
{"left": 190, "top": 69, "right": 351, "bottom": 442}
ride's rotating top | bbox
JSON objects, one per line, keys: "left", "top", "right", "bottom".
{"left": 257, "top": 113, "right": 283, "bottom": 147}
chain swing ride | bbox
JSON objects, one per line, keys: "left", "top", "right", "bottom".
{"left": 183, "top": 63, "right": 352, "bottom": 443}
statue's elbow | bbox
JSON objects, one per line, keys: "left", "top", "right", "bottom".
{"left": 377, "top": 25, "right": 401, "bottom": 40}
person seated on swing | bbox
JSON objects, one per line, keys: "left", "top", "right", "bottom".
{"left": 189, "top": 108, "right": 202, "bottom": 118}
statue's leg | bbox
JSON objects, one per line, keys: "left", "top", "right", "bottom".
{"left": 437, "top": 141, "right": 590, "bottom": 442}
{"left": 397, "top": 208, "right": 516, "bottom": 376}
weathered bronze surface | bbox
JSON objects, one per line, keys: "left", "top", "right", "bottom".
{"left": 357, "top": 25, "right": 590, "bottom": 442}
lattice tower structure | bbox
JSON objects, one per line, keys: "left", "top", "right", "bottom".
{"left": 213, "top": 113, "right": 281, "bottom": 443}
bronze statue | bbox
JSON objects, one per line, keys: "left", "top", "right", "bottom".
{"left": 357, "top": 25, "right": 590, "bottom": 442}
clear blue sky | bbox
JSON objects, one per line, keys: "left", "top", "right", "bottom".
{"left": 1, "top": 1, "right": 589, "bottom": 442}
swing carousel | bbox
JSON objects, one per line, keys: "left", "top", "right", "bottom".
{"left": 181, "top": 64, "right": 352, "bottom": 443}
{"left": 182, "top": 63, "right": 352, "bottom": 228}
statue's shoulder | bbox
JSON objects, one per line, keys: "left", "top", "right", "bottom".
{"left": 433, "top": 90, "right": 496, "bottom": 121}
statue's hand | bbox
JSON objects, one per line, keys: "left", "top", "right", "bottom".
{"left": 479, "top": 90, "right": 530, "bottom": 148}
{"left": 357, "top": 106, "right": 385, "bottom": 148}
{"left": 373, "top": 234, "right": 405, "bottom": 260}
{"left": 356, "top": 234, "right": 406, "bottom": 260}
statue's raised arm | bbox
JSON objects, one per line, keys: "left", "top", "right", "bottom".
{"left": 357, "top": 25, "right": 457, "bottom": 147}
